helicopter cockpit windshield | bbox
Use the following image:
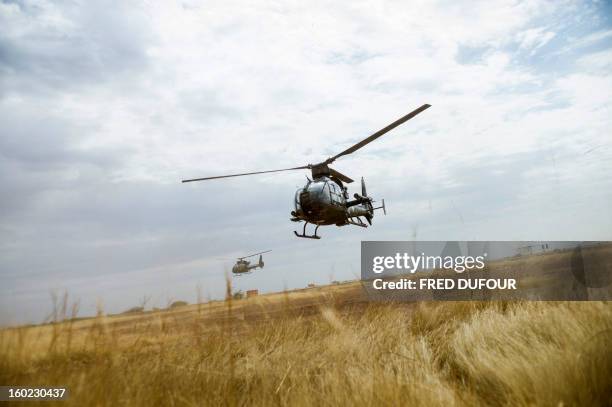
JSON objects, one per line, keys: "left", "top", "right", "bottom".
{"left": 294, "top": 178, "right": 349, "bottom": 216}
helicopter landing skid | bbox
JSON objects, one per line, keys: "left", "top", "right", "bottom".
{"left": 294, "top": 222, "right": 321, "bottom": 239}
{"left": 347, "top": 217, "right": 368, "bottom": 228}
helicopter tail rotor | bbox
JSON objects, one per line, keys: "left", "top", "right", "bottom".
{"left": 361, "top": 177, "right": 367, "bottom": 197}
{"left": 359, "top": 177, "right": 374, "bottom": 225}
{"left": 352, "top": 177, "right": 370, "bottom": 201}
{"left": 364, "top": 178, "right": 386, "bottom": 223}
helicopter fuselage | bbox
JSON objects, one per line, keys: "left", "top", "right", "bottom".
{"left": 292, "top": 177, "right": 372, "bottom": 226}
{"left": 232, "top": 255, "right": 265, "bottom": 274}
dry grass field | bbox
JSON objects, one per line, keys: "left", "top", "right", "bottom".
{"left": 1, "top": 274, "right": 611, "bottom": 406}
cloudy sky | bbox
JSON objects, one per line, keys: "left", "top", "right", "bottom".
{"left": 1, "top": 0, "right": 611, "bottom": 325}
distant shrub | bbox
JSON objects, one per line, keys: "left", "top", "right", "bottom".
{"left": 121, "top": 306, "right": 144, "bottom": 314}
{"left": 169, "top": 301, "right": 189, "bottom": 309}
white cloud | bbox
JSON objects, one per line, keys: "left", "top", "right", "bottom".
{"left": 554, "top": 28, "right": 612, "bottom": 55}
{"left": 575, "top": 48, "right": 612, "bottom": 74}
{"left": 517, "top": 26, "right": 556, "bottom": 55}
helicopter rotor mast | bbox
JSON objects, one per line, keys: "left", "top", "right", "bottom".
{"left": 181, "top": 103, "right": 431, "bottom": 184}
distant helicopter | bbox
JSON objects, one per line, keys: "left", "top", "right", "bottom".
{"left": 183, "top": 104, "right": 431, "bottom": 239}
{"left": 231, "top": 250, "right": 271, "bottom": 275}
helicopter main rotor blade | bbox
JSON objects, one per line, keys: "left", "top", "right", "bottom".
{"left": 325, "top": 104, "right": 431, "bottom": 164}
{"left": 182, "top": 166, "right": 310, "bottom": 183}
{"left": 328, "top": 168, "right": 354, "bottom": 184}
{"left": 238, "top": 249, "right": 272, "bottom": 260}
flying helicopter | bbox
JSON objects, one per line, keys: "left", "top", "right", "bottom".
{"left": 183, "top": 104, "right": 431, "bottom": 239}
{"left": 230, "top": 250, "right": 271, "bottom": 275}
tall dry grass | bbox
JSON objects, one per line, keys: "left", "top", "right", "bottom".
{"left": 1, "top": 297, "right": 610, "bottom": 406}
